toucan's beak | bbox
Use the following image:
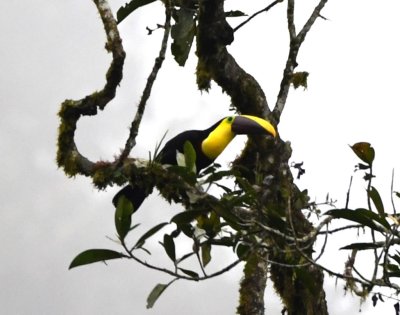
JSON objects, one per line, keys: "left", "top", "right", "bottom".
{"left": 231, "top": 115, "right": 277, "bottom": 138}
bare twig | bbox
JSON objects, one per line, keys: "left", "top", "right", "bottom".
{"left": 121, "top": 239, "right": 241, "bottom": 281}
{"left": 233, "top": 0, "right": 284, "bottom": 33}
{"left": 391, "top": 169, "right": 397, "bottom": 214}
{"left": 118, "top": 2, "right": 172, "bottom": 164}
{"left": 273, "top": 0, "right": 329, "bottom": 123}
{"left": 287, "top": 0, "right": 296, "bottom": 40}
{"left": 345, "top": 176, "right": 353, "bottom": 208}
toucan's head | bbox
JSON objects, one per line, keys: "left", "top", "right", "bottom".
{"left": 201, "top": 115, "right": 277, "bottom": 161}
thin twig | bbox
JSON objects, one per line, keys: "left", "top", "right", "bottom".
{"left": 287, "top": 0, "right": 296, "bottom": 40}
{"left": 345, "top": 176, "right": 353, "bottom": 208}
{"left": 391, "top": 169, "right": 397, "bottom": 214}
{"left": 233, "top": 0, "right": 284, "bottom": 33}
{"left": 273, "top": 0, "right": 329, "bottom": 123}
{"left": 121, "top": 239, "right": 241, "bottom": 281}
{"left": 118, "top": 2, "right": 172, "bottom": 164}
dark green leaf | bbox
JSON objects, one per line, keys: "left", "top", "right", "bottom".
{"left": 146, "top": 283, "right": 168, "bottom": 309}
{"left": 225, "top": 10, "right": 247, "bottom": 17}
{"left": 199, "top": 163, "right": 221, "bottom": 176}
{"left": 386, "top": 263, "right": 400, "bottom": 272}
{"left": 134, "top": 222, "right": 169, "bottom": 249}
{"left": 201, "top": 243, "right": 211, "bottom": 267}
{"left": 163, "top": 234, "right": 176, "bottom": 262}
{"left": 204, "top": 169, "right": 235, "bottom": 184}
{"left": 340, "top": 242, "right": 381, "bottom": 250}
{"left": 235, "top": 176, "right": 257, "bottom": 197}
{"left": 171, "top": 210, "right": 207, "bottom": 225}
{"left": 357, "top": 163, "right": 370, "bottom": 170}
{"left": 178, "top": 268, "right": 199, "bottom": 279}
{"left": 369, "top": 186, "right": 385, "bottom": 217}
{"left": 117, "top": 0, "right": 156, "bottom": 24}
{"left": 372, "top": 294, "right": 378, "bottom": 307}
{"left": 115, "top": 195, "right": 134, "bottom": 240}
{"left": 350, "top": 142, "right": 375, "bottom": 165}
{"left": 395, "top": 191, "right": 400, "bottom": 198}
{"left": 326, "top": 208, "right": 390, "bottom": 231}
{"left": 212, "top": 204, "right": 243, "bottom": 231}
{"left": 213, "top": 182, "right": 233, "bottom": 194}
{"left": 390, "top": 252, "right": 400, "bottom": 265}
{"left": 183, "top": 140, "right": 197, "bottom": 173}
{"left": 180, "top": 224, "right": 194, "bottom": 238}
{"left": 217, "top": 236, "right": 235, "bottom": 247}
{"left": 387, "top": 271, "right": 400, "bottom": 278}
{"left": 171, "top": 7, "right": 196, "bottom": 66}
{"left": 69, "top": 249, "right": 124, "bottom": 269}
{"left": 236, "top": 243, "right": 250, "bottom": 260}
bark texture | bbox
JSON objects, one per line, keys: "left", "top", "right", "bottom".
{"left": 197, "top": 0, "right": 328, "bottom": 314}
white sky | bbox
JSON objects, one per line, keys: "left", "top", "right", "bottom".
{"left": 1, "top": 0, "right": 400, "bottom": 314}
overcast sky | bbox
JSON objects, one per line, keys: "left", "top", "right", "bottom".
{"left": 1, "top": 0, "right": 400, "bottom": 314}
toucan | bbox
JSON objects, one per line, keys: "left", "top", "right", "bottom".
{"left": 113, "top": 115, "right": 277, "bottom": 209}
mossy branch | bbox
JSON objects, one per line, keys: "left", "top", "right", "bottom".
{"left": 57, "top": 0, "right": 125, "bottom": 180}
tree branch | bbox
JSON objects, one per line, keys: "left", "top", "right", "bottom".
{"left": 233, "top": 0, "right": 284, "bottom": 33}
{"left": 273, "top": 0, "right": 329, "bottom": 124}
{"left": 118, "top": 3, "right": 172, "bottom": 164}
{"left": 57, "top": 0, "right": 125, "bottom": 179}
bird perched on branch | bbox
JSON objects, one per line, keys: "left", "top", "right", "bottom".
{"left": 113, "top": 115, "right": 277, "bottom": 209}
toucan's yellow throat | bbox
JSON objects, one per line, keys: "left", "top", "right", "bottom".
{"left": 201, "top": 115, "right": 276, "bottom": 160}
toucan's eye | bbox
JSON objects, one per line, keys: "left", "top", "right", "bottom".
{"left": 226, "top": 116, "right": 234, "bottom": 123}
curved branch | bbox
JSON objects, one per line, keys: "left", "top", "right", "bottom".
{"left": 196, "top": 0, "right": 271, "bottom": 118}
{"left": 57, "top": 0, "right": 125, "bottom": 178}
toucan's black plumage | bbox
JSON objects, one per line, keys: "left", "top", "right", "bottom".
{"left": 157, "top": 119, "right": 222, "bottom": 172}
{"left": 112, "top": 115, "right": 276, "bottom": 209}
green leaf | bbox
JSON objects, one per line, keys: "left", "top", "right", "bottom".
{"left": 163, "top": 234, "right": 176, "bottom": 262}
{"left": 115, "top": 195, "right": 134, "bottom": 240}
{"left": 171, "top": 209, "right": 207, "bottom": 225}
{"left": 340, "top": 242, "right": 381, "bottom": 250}
{"left": 225, "top": 10, "right": 247, "bottom": 17}
{"left": 146, "top": 283, "right": 168, "bottom": 309}
{"left": 203, "top": 169, "right": 234, "bottom": 184}
{"left": 183, "top": 140, "right": 197, "bottom": 173}
{"left": 387, "top": 271, "right": 400, "bottom": 278}
{"left": 117, "top": 0, "right": 156, "bottom": 24}
{"left": 212, "top": 204, "right": 243, "bottom": 231}
{"left": 350, "top": 142, "right": 375, "bottom": 165}
{"left": 171, "top": 7, "right": 196, "bottom": 66}
{"left": 390, "top": 252, "right": 400, "bottom": 265}
{"left": 386, "top": 263, "right": 400, "bottom": 272}
{"left": 201, "top": 243, "right": 212, "bottom": 267}
{"left": 368, "top": 186, "right": 385, "bottom": 217}
{"left": 134, "top": 222, "right": 169, "bottom": 249}
{"left": 236, "top": 243, "right": 250, "bottom": 260}
{"left": 326, "top": 208, "right": 390, "bottom": 231}
{"left": 69, "top": 249, "right": 124, "bottom": 269}
{"left": 178, "top": 268, "right": 199, "bottom": 279}
{"left": 180, "top": 224, "right": 194, "bottom": 238}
